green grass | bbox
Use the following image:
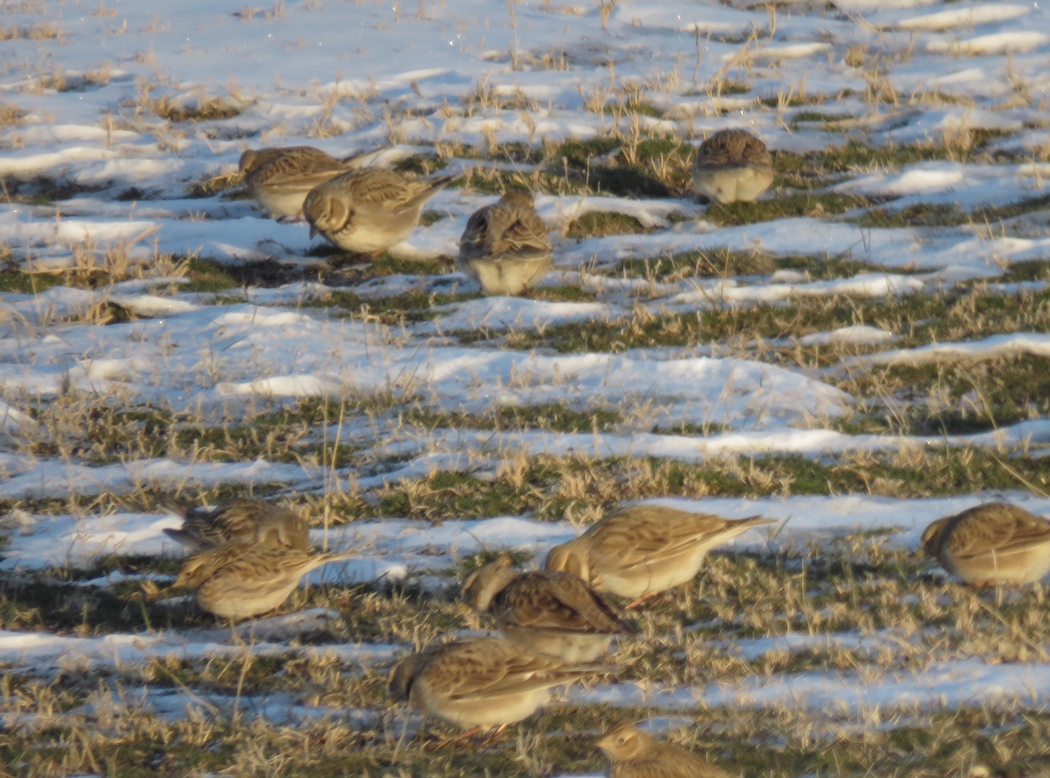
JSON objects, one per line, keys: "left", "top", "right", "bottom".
{"left": 614, "top": 251, "right": 889, "bottom": 282}
{"left": 567, "top": 211, "right": 651, "bottom": 238}
{"left": 788, "top": 110, "right": 854, "bottom": 129}
{"left": 0, "top": 269, "right": 68, "bottom": 293}
{"left": 703, "top": 191, "right": 871, "bottom": 225}
{"left": 403, "top": 403, "right": 622, "bottom": 435}
{"left": 846, "top": 354, "right": 1050, "bottom": 436}
{"left": 488, "top": 283, "right": 1050, "bottom": 358}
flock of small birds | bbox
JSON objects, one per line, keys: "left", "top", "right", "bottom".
{"left": 161, "top": 495, "right": 1050, "bottom": 774}
{"left": 177, "top": 129, "right": 1050, "bottom": 770}
{"left": 237, "top": 127, "right": 773, "bottom": 295}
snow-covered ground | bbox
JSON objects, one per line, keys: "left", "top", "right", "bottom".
{"left": 2, "top": 0, "right": 1050, "bottom": 775}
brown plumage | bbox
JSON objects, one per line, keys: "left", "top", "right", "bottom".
{"left": 388, "top": 636, "right": 615, "bottom": 730}
{"left": 693, "top": 128, "right": 774, "bottom": 204}
{"left": 921, "top": 502, "right": 1050, "bottom": 586}
{"left": 303, "top": 168, "right": 454, "bottom": 255}
{"left": 598, "top": 722, "right": 737, "bottom": 778}
{"left": 544, "top": 505, "right": 776, "bottom": 602}
{"left": 163, "top": 498, "right": 309, "bottom": 552}
{"left": 174, "top": 543, "right": 355, "bottom": 621}
{"left": 457, "top": 191, "right": 552, "bottom": 295}
{"left": 239, "top": 146, "right": 368, "bottom": 219}
{"left": 461, "top": 555, "right": 637, "bottom": 661}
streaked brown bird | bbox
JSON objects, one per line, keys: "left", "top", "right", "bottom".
{"left": 461, "top": 555, "right": 637, "bottom": 661}
{"left": 303, "top": 167, "right": 454, "bottom": 255}
{"left": 693, "top": 128, "right": 774, "bottom": 204}
{"left": 163, "top": 498, "right": 309, "bottom": 552}
{"left": 598, "top": 721, "right": 737, "bottom": 778}
{"left": 921, "top": 502, "right": 1050, "bottom": 586}
{"left": 239, "top": 145, "right": 368, "bottom": 220}
{"left": 174, "top": 543, "right": 355, "bottom": 621}
{"left": 545, "top": 505, "right": 776, "bottom": 606}
{"left": 457, "top": 191, "right": 552, "bottom": 295}
{"left": 388, "top": 636, "right": 614, "bottom": 731}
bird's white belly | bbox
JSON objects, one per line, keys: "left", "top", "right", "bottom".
{"left": 418, "top": 685, "right": 550, "bottom": 728}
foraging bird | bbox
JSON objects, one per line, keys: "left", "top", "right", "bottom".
{"left": 303, "top": 168, "right": 454, "bottom": 255}
{"left": 388, "top": 636, "right": 614, "bottom": 731}
{"left": 174, "top": 543, "right": 355, "bottom": 621}
{"left": 598, "top": 721, "right": 737, "bottom": 778}
{"left": 921, "top": 502, "right": 1050, "bottom": 586}
{"left": 693, "top": 128, "right": 774, "bottom": 204}
{"left": 461, "top": 555, "right": 637, "bottom": 662}
{"left": 457, "top": 191, "right": 552, "bottom": 295}
{"left": 544, "top": 505, "right": 776, "bottom": 604}
{"left": 163, "top": 498, "right": 309, "bottom": 552}
{"left": 239, "top": 145, "right": 368, "bottom": 220}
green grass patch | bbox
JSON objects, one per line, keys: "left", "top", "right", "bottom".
{"left": 178, "top": 258, "right": 260, "bottom": 291}
{"left": 325, "top": 445, "right": 1050, "bottom": 526}
{"left": 499, "top": 283, "right": 1049, "bottom": 357}
{"left": 393, "top": 153, "right": 451, "bottom": 175}
{"left": 0, "top": 176, "right": 101, "bottom": 205}
{"left": 566, "top": 211, "right": 651, "bottom": 239}
{"left": 320, "top": 251, "right": 452, "bottom": 279}
{"left": 848, "top": 354, "right": 1050, "bottom": 436}
{"left": 553, "top": 136, "right": 690, "bottom": 196}
{"left": 403, "top": 402, "right": 622, "bottom": 435}
{"left": 604, "top": 98, "right": 664, "bottom": 118}
{"left": 857, "top": 202, "right": 965, "bottom": 229}
{"left": 0, "top": 269, "right": 67, "bottom": 293}
{"left": 788, "top": 110, "right": 854, "bottom": 129}
{"left": 1001, "top": 258, "right": 1050, "bottom": 282}
{"left": 589, "top": 251, "right": 890, "bottom": 284}
{"left": 703, "top": 191, "right": 870, "bottom": 225}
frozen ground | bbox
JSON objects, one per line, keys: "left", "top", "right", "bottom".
{"left": 2, "top": 0, "right": 1050, "bottom": 775}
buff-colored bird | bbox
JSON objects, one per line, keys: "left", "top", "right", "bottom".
{"left": 598, "top": 722, "right": 737, "bottom": 778}
{"left": 174, "top": 543, "right": 355, "bottom": 621}
{"left": 457, "top": 191, "right": 552, "bottom": 295}
{"left": 388, "top": 636, "right": 614, "bottom": 731}
{"left": 163, "top": 498, "right": 309, "bottom": 552}
{"left": 239, "top": 146, "right": 369, "bottom": 220}
{"left": 921, "top": 502, "right": 1050, "bottom": 586}
{"left": 544, "top": 505, "right": 776, "bottom": 604}
{"left": 693, "top": 128, "right": 774, "bottom": 204}
{"left": 303, "top": 168, "right": 454, "bottom": 255}
{"left": 461, "top": 555, "right": 637, "bottom": 662}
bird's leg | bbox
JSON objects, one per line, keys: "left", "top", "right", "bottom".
{"left": 477, "top": 724, "right": 510, "bottom": 747}
{"left": 425, "top": 727, "right": 484, "bottom": 751}
{"left": 625, "top": 592, "right": 661, "bottom": 610}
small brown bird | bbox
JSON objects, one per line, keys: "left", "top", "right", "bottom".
{"left": 693, "top": 128, "right": 774, "bottom": 204}
{"left": 163, "top": 498, "right": 309, "bottom": 552}
{"left": 598, "top": 721, "right": 737, "bottom": 778}
{"left": 545, "top": 505, "right": 776, "bottom": 605}
{"left": 303, "top": 168, "right": 454, "bottom": 255}
{"left": 174, "top": 543, "right": 355, "bottom": 621}
{"left": 239, "top": 146, "right": 368, "bottom": 220}
{"left": 457, "top": 191, "right": 552, "bottom": 295}
{"left": 461, "top": 555, "right": 637, "bottom": 662}
{"left": 388, "top": 636, "right": 614, "bottom": 731}
{"left": 921, "top": 502, "right": 1050, "bottom": 586}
